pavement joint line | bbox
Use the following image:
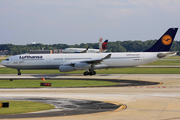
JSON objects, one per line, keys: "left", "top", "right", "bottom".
{"left": 157, "top": 98, "right": 173, "bottom": 119}
{"left": 159, "top": 74, "right": 168, "bottom": 85}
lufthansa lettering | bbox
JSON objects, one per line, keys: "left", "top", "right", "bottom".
{"left": 19, "top": 55, "right": 43, "bottom": 59}
{"left": 126, "top": 54, "right": 140, "bottom": 56}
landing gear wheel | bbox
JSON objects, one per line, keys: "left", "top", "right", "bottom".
{"left": 17, "top": 69, "right": 21, "bottom": 76}
{"left": 89, "top": 71, "right": 96, "bottom": 76}
{"left": 83, "top": 71, "right": 89, "bottom": 76}
{"left": 93, "top": 71, "right": 96, "bottom": 75}
{"left": 83, "top": 70, "right": 96, "bottom": 76}
{"left": 18, "top": 72, "right": 21, "bottom": 75}
{"left": 89, "top": 71, "right": 94, "bottom": 76}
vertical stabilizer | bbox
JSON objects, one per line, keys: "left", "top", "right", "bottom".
{"left": 102, "top": 40, "right": 108, "bottom": 50}
{"left": 144, "top": 28, "right": 178, "bottom": 52}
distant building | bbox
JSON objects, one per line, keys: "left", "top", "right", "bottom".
{"left": 29, "top": 49, "right": 63, "bottom": 54}
{"left": 0, "top": 50, "right": 9, "bottom": 55}
{"left": 29, "top": 50, "right": 52, "bottom": 54}
{"left": 52, "top": 49, "right": 62, "bottom": 53}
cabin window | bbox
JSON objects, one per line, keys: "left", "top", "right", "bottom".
{"left": 5, "top": 58, "right": 9, "bottom": 61}
{"left": 54, "top": 58, "right": 63, "bottom": 60}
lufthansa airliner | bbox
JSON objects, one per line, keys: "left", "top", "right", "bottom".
{"left": 1, "top": 28, "right": 178, "bottom": 75}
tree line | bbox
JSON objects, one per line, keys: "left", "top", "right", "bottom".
{"left": 0, "top": 39, "right": 180, "bottom": 55}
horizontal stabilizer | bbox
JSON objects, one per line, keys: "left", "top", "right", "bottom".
{"left": 157, "top": 51, "right": 177, "bottom": 58}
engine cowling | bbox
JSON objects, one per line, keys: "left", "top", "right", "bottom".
{"left": 59, "top": 63, "right": 91, "bottom": 72}
{"left": 74, "top": 63, "right": 91, "bottom": 70}
{"left": 59, "top": 65, "right": 75, "bottom": 72}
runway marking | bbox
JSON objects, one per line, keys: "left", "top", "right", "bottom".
{"left": 103, "top": 101, "right": 127, "bottom": 112}
{"left": 114, "top": 104, "right": 127, "bottom": 112}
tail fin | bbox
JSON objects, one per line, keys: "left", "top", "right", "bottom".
{"left": 144, "top": 28, "right": 178, "bottom": 52}
{"left": 102, "top": 40, "right": 108, "bottom": 50}
{"left": 99, "top": 38, "right": 103, "bottom": 52}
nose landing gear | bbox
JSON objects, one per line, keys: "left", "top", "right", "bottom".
{"left": 17, "top": 69, "right": 21, "bottom": 75}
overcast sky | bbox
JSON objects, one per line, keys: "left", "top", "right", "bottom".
{"left": 0, "top": 0, "right": 180, "bottom": 45}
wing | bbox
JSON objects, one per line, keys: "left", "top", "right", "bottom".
{"left": 63, "top": 54, "right": 111, "bottom": 66}
{"left": 82, "top": 53, "right": 111, "bottom": 64}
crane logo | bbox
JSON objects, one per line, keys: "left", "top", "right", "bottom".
{"left": 161, "top": 35, "right": 172, "bottom": 45}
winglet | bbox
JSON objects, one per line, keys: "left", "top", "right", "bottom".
{"left": 80, "top": 46, "right": 89, "bottom": 53}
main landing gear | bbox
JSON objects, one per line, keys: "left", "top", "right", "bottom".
{"left": 17, "top": 69, "right": 21, "bottom": 75}
{"left": 83, "top": 70, "right": 96, "bottom": 76}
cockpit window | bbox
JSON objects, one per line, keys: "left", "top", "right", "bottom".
{"left": 5, "top": 58, "right": 9, "bottom": 61}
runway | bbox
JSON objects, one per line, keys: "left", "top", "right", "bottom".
{"left": 1, "top": 74, "right": 180, "bottom": 120}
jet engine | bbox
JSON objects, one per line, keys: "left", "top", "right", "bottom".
{"left": 59, "top": 63, "right": 91, "bottom": 72}
{"left": 74, "top": 63, "right": 91, "bottom": 70}
{"left": 59, "top": 65, "right": 75, "bottom": 72}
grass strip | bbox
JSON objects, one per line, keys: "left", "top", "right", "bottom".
{"left": 146, "top": 60, "right": 180, "bottom": 65}
{"left": 0, "top": 100, "right": 55, "bottom": 115}
{"left": 96, "top": 67, "right": 180, "bottom": 74}
{"left": 1, "top": 67, "right": 180, "bottom": 74}
{"left": 0, "top": 80, "right": 118, "bottom": 88}
{"left": 164, "top": 56, "right": 180, "bottom": 59}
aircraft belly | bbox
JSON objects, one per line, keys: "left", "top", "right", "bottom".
{"left": 5, "top": 65, "right": 59, "bottom": 70}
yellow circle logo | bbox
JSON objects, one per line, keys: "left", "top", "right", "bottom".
{"left": 161, "top": 35, "right": 172, "bottom": 45}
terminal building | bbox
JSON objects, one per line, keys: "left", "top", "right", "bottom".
{"left": 29, "top": 49, "right": 62, "bottom": 54}
{"left": 29, "top": 50, "right": 52, "bottom": 54}
{"left": 0, "top": 50, "right": 9, "bottom": 56}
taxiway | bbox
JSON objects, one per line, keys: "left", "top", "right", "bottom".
{"left": 0, "top": 74, "right": 180, "bottom": 120}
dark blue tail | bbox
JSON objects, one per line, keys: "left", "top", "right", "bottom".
{"left": 144, "top": 28, "right": 178, "bottom": 52}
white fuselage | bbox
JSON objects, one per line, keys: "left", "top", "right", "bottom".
{"left": 1, "top": 52, "right": 161, "bottom": 70}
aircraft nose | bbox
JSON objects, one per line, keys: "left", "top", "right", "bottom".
{"left": 1, "top": 61, "right": 4, "bottom": 65}
{"left": 1, "top": 60, "right": 5, "bottom": 66}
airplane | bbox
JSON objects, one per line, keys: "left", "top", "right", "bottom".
{"left": 61, "top": 39, "right": 108, "bottom": 53}
{"left": 1, "top": 28, "right": 178, "bottom": 76}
